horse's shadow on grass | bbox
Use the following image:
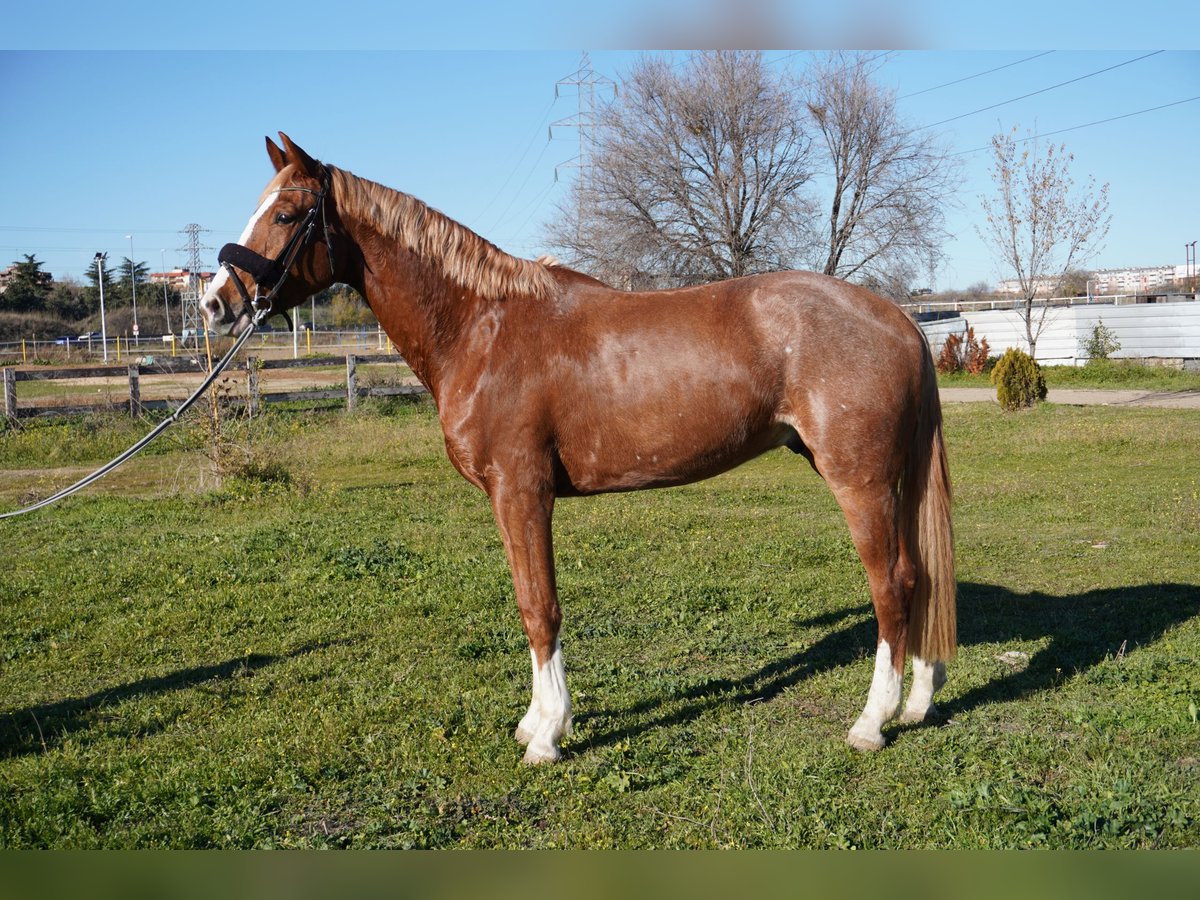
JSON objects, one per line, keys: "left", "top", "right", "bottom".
{"left": 0, "top": 638, "right": 354, "bottom": 760}
{"left": 5, "top": 585, "right": 1197, "bottom": 761}
{"left": 576, "top": 581, "right": 1200, "bottom": 752}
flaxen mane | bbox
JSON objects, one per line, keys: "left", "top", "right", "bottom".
{"left": 328, "top": 166, "right": 556, "bottom": 302}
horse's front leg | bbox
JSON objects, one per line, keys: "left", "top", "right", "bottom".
{"left": 489, "top": 480, "right": 571, "bottom": 764}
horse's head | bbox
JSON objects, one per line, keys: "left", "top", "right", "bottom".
{"left": 202, "top": 133, "right": 342, "bottom": 335}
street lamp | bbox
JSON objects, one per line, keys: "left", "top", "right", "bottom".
{"left": 126, "top": 234, "right": 139, "bottom": 345}
{"left": 160, "top": 249, "right": 172, "bottom": 333}
{"left": 94, "top": 252, "right": 109, "bottom": 362}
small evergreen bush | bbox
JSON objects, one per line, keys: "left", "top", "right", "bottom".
{"left": 991, "top": 347, "right": 1047, "bottom": 410}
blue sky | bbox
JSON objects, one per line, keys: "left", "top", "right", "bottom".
{"left": 2, "top": 5, "right": 1198, "bottom": 293}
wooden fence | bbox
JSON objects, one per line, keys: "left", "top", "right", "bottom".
{"left": 2, "top": 354, "right": 425, "bottom": 423}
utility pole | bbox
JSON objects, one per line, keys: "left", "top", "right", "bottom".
{"left": 160, "top": 249, "right": 172, "bottom": 333}
{"left": 1186, "top": 241, "right": 1197, "bottom": 293}
{"left": 550, "top": 52, "right": 616, "bottom": 240}
{"left": 178, "top": 224, "right": 212, "bottom": 347}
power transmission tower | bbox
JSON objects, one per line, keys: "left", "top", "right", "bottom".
{"left": 550, "top": 52, "right": 616, "bottom": 236}
{"left": 178, "top": 224, "right": 212, "bottom": 346}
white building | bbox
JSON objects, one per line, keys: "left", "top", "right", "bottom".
{"left": 1091, "top": 265, "right": 1182, "bottom": 294}
{"left": 997, "top": 264, "right": 1194, "bottom": 297}
{"left": 996, "top": 275, "right": 1063, "bottom": 296}
{"left": 148, "top": 268, "right": 215, "bottom": 292}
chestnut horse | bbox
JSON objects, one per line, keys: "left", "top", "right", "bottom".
{"left": 203, "top": 134, "right": 955, "bottom": 763}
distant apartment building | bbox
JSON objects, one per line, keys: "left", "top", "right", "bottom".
{"left": 1092, "top": 265, "right": 1192, "bottom": 294}
{"left": 996, "top": 275, "right": 1063, "bottom": 296}
{"left": 998, "top": 264, "right": 1193, "bottom": 296}
{"left": 148, "top": 268, "right": 215, "bottom": 291}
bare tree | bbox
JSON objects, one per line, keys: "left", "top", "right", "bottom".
{"left": 544, "top": 51, "right": 814, "bottom": 286}
{"left": 804, "top": 52, "right": 959, "bottom": 287}
{"left": 977, "top": 128, "right": 1111, "bottom": 358}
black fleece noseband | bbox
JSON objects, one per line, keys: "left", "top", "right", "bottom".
{"left": 216, "top": 173, "right": 335, "bottom": 327}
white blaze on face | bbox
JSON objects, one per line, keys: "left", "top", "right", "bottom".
{"left": 201, "top": 192, "right": 280, "bottom": 326}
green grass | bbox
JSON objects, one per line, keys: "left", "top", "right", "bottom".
{"left": 1, "top": 398, "right": 1198, "bottom": 848}
{"left": 938, "top": 360, "right": 1200, "bottom": 391}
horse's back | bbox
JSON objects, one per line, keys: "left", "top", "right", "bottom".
{"left": 538, "top": 270, "right": 929, "bottom": 495}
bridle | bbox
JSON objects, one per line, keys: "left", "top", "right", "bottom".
{"left": 216, "top": 170, "right": 336, "bottom": 328}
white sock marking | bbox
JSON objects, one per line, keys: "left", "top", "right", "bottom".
{"left": 901, "top": 655, "right": 946, "bottom": 723}
{"left": 520, "top": 641, "right": 572, "bottom": 764}
{"left": 848, "top": 639, "right": 902, "bottom": 750}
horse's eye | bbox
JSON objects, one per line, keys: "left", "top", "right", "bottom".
{"left": 275, "top": 212, "right": 295, "bottom": 225}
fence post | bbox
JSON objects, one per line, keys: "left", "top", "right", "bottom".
{"left": 128, "top": 364, "right": 142, "bottom": 417}
{"left": 246, "top": 356, "right": 260, "bottom": 417}
{"left": 346, "top": 354, "right": 358, "bottom": 412}
{"left": 3, "top": 368, "right": 16, "bottom": 425}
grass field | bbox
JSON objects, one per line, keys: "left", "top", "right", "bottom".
{"left": 1, "top": 397, "right": 1197, "bottom": 848}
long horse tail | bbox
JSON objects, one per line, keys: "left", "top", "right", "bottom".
{"left": 900, "top": 345, "right": 957, "bottom": 662}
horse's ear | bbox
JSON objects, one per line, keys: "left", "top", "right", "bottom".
{"left": 278, "top": 132, "right": 321, "bottom": 178}
{"left": 265, "top": 135, "right": 286, "bottom": 173}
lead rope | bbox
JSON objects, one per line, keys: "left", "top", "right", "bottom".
{"left": 0, "top": 309, "right": 267, "bottom": 520}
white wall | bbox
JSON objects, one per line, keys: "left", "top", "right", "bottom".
{"left": 920, "top": 301, "right": 1200, "bottom": 367}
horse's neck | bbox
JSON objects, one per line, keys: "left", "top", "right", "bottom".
{"left": 348, "top": 230, "right": 481, "bottom": 398}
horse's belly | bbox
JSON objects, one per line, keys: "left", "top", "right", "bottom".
{"left": 554, "top": 415, "right": 790, "bottom": 496}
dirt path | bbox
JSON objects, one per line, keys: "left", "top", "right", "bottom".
{"left": 940, "top": 387, "right": 1200, "bottom": 409}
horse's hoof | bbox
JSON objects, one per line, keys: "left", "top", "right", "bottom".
{"left": 521, "top": 742, "right": 561, "bottom": 765}
{"left": 515, "top": 724, "right": 533, "bottom": 746}
{"left": 899, "top": 702, "right": 940, "bottom": 725}
{"left": 845, "top": 730, "right": 886, "bottom": 751}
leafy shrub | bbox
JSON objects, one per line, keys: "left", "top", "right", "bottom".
{"left": 991, "top": 347, "right": 1048, "bottom": 410}
{"left": 1080, "top": 319, "right": 1121, "bottom": 363}
{"left": 963, "top": 328, "right": 991, "bottom": 374}
{"left": 936, "top": 327, "right": 990, "bottom": 375}
{"left": 935, "top": 332, "right": 964, "bottom": 374}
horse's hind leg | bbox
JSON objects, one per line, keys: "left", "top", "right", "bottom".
{"left": 900, "top": 657, "right": 946, "bottom": 723}
{"left": 489, "top": 481, "right": 572, "bottom": 764}
{"left": 832, "top": 483, "right": 916, "bottom": 751}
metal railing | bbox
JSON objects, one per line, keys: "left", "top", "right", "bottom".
{"left": 900, "top": 292, "right": 1198, "bottom": 315}
{"left": 0, "top": 327, "right": 398, "bottom": 367}
{"left": 3, "top": 351, "right": 421, "bottom": 423}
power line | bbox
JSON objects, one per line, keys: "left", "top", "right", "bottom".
{"left": 898, "top": 51, "right": 1055, "bottom": 99}
{"left": 485, "top": 136, "right": 554, "bottom": 235}
{"left": 0, "top": 225, "right": 186, "bottom": 234}
{"left": 950, "top": 94, "right": 1200, "bottom": 157}
{"left": 767, "top": 50, "right": 891, "bottom": 68}
{"left": 1, "top": 244, "right": 139, "bottom": 252}
{"left": 505, "top": 179, "right": 560, "bottom": 244}
{"left": 919, "top": 51, "right": 1164, "bottom": 129}
{"left": 469, "top": 96, "right": 558, "bottom": 227}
